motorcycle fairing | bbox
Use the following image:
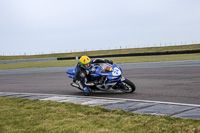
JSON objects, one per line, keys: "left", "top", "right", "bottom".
{"left": 66, "top": 67, "right": 76, "bottom": 79}
{"left": 66, "top": 63, "right": 125, "bottom": 84}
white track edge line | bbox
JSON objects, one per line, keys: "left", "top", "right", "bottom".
{"left": 1, "top": 92, "right": 200, "bottom": 107}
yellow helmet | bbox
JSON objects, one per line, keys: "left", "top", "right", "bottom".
{"left": 79, "top": 56, "right": 91, "bottom": 69}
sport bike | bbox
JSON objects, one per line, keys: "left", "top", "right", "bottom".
{"left": 66, "top": 63, "right": 136, "bottom": 95}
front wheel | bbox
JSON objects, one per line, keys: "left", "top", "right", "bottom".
{"left": 120, "top": 79, "right": 136, "bottom": 93}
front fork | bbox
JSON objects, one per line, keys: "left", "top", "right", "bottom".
{"left": 116, "top": 76, "right": 126, "bottom": 89}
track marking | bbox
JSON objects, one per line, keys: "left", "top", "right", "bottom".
{"left": 1, "top": 92, "right": 200, "bottom": 107}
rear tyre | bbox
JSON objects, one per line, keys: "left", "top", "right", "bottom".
{"left": 121, "top": 79, "right": 136, "bottom": 93}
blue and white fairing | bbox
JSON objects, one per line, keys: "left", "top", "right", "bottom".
{"left": 66, "top": 67, "right": 76, "bottom": 79}
{"left": 66, "top": 63, "right": 126, "bottom": 83}
{"left": 91, "top": 64, "right": 123, "bottom": 83}
{"left": 108, "top": 64, "right": 125, "bottom": 82}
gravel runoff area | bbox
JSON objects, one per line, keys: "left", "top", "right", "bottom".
{"left": 1, "top": 92, "right": 200, "bottom": 120}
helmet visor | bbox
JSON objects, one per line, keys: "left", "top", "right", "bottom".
{"left": 83, "top": 63, "right": 91, "bottom": 68}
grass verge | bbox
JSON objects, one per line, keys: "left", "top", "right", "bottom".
{"left": 0, "top": 53, "right": 200, "bottom": 69}
{"left": 0, "top": 44, "right": 200, "bottom": 60}
{"left": 0, "top": 97, "right": 200, "bottom": 133}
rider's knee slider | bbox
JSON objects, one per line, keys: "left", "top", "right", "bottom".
{"left": 80, "top": 73, "right": 86, "bottom": 78}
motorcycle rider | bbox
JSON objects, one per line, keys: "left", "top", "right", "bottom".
{"left": 74, "top": 55, "right": 113, "bottom": 95}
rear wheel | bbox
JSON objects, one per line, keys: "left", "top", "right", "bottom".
{"left": 120, "top": 79, "right": 136, "bottom": 93}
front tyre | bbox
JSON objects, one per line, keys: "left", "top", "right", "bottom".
{"left": 121, "top": 79, "right": 136, "bottom": 93}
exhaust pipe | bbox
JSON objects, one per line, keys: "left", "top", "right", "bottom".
{"left": 85, "top": 82, "right": 95, "bottom": 86}
{"left": 71, "top": 82, "right": 95, "bottom": 88}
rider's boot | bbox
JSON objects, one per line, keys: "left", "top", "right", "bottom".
{"left": 83, "top": 86, "right": 90, "bottom": 96}
{"left": 75, "top": 78, "right": 91, "bottom": 96}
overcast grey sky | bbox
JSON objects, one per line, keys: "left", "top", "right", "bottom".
{"left": 0, "top": 0, "right": 200, "bottom": 55}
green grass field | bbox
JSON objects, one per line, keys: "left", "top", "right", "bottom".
{"left": 0, "top": 44, "right": 200, "bottom": 60}
{"left": 0, "top": 44, "right": 200, "bottom": 69}
{"left": 0, "top": 97, "right": 200, "bottom": 133}
{"left": 0, "top": 53, "right": 199, "bottom": 69}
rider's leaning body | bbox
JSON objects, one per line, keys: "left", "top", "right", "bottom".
{"left": 74, "top": 55, "right": 113, "bottom": 95}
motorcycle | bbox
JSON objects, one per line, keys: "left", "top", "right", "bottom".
{"left": 66, "top": 63, "right": 136, "bottom": 95}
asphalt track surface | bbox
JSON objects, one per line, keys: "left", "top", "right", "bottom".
{"left": 0, "top": 60, "right": 200, "bottom": 105}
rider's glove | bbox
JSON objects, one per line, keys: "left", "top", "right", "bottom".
{"left": 109, "top": 60, "right": 113, "bottom": 64}
{"left": 105, "top": 59, "right": 113, "bottom": 64}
